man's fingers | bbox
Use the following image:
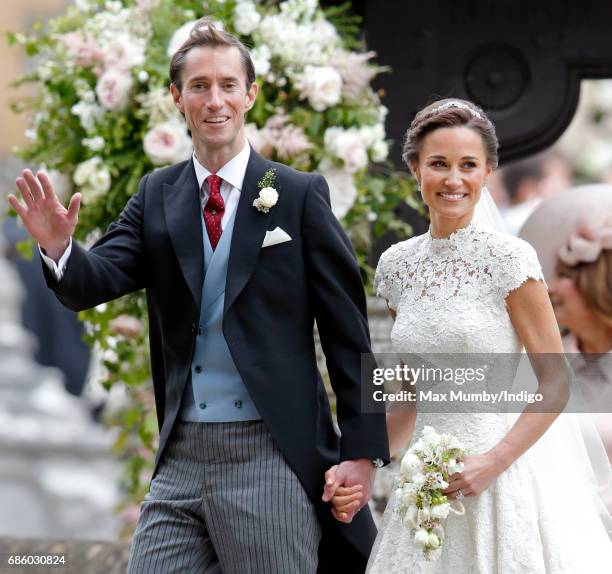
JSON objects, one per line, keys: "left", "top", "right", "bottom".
{"left": 16, "top": 178, "right": 34, "bottom": 208}
{"left": 324, "top": 465, "right": 338, "bottom": 484}
{"left": 322, "top": 480, "right": 339, "bottom": 502}
{"left": 7, "top": 194, "right": 26, "bottom": 219}
{"left": 22, "top": 169, "right": 44, "bottom": 202}
{"left": 322, "top": 465, "right": 339, "bottom": 502}
{"left": 38, "top": 171, "right": 57, "bottom": 202}
{"left": 67, "top": 193, "right": 81, "bottom": 221}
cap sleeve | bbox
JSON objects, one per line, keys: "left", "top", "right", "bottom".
{"left": 374, "top": 245, "right": 402, "bottom": 310}
{"left": 497, "top": 237, "right": 546, "bottom": 300}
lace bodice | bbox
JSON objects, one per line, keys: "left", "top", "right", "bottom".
{"left": 375, "top": 220, "right": 544, "bottom": 355}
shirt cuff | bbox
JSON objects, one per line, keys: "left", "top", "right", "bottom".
{"left": 39, "top": 238, "right": 72, "bottom": 282}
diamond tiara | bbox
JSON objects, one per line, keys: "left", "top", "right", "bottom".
{"left": 429, "top": 101, "right": 484, "bottom": 121}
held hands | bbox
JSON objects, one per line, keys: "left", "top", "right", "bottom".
{"left": 8, "top": 169, "right": 80, "bottom": 261}
{"left": 442, "top": 453, "right": 505, "bottom": 500}
{"left": 322, "top": 459, "right": 376, "bottom": 524}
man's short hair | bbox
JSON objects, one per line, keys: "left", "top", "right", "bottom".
{"left": 169, "top": 18, "right": 256, "bottom": 92}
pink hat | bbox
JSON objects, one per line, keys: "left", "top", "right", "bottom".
{"left": 520, "top": 184, "right": 612, "bottom": 281}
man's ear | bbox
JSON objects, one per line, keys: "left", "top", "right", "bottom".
{"left": 244, "top": 82, "right": 259, "bottom": 112}
{"left": 170, "top": 83, "right": 183, "bottom": 114}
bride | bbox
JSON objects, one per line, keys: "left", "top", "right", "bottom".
{"left": 329, "top": 98, "right": 612, "bottom": 572}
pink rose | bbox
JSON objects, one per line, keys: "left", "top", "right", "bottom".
{"left": 61, "top": 31, "right": 104, "bottom": 68}
{"left": 143, "top": 121, "right": 193, "bottom": 165}
{"left": 95, "top": 68, "right": 133, "bottom": 111}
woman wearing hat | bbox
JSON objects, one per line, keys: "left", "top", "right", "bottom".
{"left": 521, "top": 184, "right": 612, "bottom": 462}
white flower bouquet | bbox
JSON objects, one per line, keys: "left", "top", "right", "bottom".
{"left": 395, "top": 426, "right": 467, "bottom": 561}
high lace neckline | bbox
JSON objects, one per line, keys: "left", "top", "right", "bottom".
{"left": 425, "top": 219, "right": 479, "bottom": 251}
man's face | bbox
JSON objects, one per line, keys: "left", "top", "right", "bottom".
{"left": 171, "top": 46, "right": 258, "bottom": 157}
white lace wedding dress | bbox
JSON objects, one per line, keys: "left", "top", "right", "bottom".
{"left": 368, "top": 220, "right": 612, "bottom": 573}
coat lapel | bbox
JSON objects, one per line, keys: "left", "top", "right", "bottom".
{"left": 162, "top": 160, "right": 204, "bottom": 310}
{"left": 224, "top": 150, "right": 272, "bottom": 314}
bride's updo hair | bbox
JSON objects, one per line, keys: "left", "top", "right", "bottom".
{"left": 402, "top": 98, "right": 499, "bottom": 169}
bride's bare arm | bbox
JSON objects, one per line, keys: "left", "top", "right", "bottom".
{"left": 445, "top": 279, "right": 569, "bottom": 499}
{"left": 487, "top": 278, "right": 569, "bottom": 469}
{"left": 387, "top": 410, "right": 417, "bottom": 457}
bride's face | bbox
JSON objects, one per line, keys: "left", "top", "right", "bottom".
{"left": 411, "top": 126, "right": 492, "bottom": 225}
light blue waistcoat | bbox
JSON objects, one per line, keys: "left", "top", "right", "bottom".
{"left": 179, "top": 207, "right": 261, "bottom": 422}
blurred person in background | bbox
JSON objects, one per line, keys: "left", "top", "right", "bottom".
{"left": 501, "top": 150, "right": 573, "bottom": 235}
{"left": 521, "top": 185, "right": 612, "bottom": 464}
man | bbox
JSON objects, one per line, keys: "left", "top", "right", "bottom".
{"left": 9, "top": 19, "right": 389, "bottom": 573}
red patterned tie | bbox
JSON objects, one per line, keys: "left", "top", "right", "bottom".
{"left": 203, "top": 174, "right": 225, "bottom": 250}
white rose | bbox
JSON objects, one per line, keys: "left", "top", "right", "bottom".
{"left": 400, "top": 452, "right": 423, "bottom": 478}
{"left": 359, "top": 124, "right": 385, "bottom": 148}
{"left": 250, "top": 45, "right": 271, "bottom": 77}
{"left": 90, "top": 168, "right": 111, "bottom": 194}
{"left": 317, "top": 160, "right": 357, "bottom": 219}
{"left": 414, "top": 528, "right": 430, "bottom": 548}
{"left": 234, "top": 1, "right": 261, "bottom": 35}
{"left": 258, "top": 187, "right": 278, "bottom": 208}
{"left": 334, "top": 132, "right": 368, "bottom": 173}
{"left": 370, "top": 140, "right": 389, "bottom": 162}
{"left": 71, "top": 101, "right": 105, "bottom": 133}
{"left": 73, "top": 157, "right": 111, "bottom": 202}
{"left": 83, "top": 136, "right": 105, "bottom": 151}
{"left": 95, "top": 68, "right": 133, "bottom": 111}
{"left": 324, "top": 127, "right": 369, "bottom": 173}
{"left": 428, "top": 532, "right": 440, "bottom": 548}
{"left": 103, "top": 36, "right": 146, "bottom": 71}
{"left": 143, "top": 121, "right": 193, "bottom": 165}
{"left": 431, "top": 503, "right": 451, "bottom": 520}
{"left": 73, "top": 157, "right": 100, "bottom": 186}
{"left": 296, "top": 65, "right": 342, "bottom": 112}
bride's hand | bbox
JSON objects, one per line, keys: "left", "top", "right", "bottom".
{"left": 330, "top": 485, "right": 363, "bottom": 522}
{"left": 443, "top": 454, "right": 504, "bottom": 499}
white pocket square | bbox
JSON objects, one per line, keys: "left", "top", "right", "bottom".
{"left": 262, "top": 227, "right": 292, "bottom": 248}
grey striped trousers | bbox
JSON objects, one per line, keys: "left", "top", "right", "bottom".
{"left": 127, "top": 420, "right": 321, "bottom": 573}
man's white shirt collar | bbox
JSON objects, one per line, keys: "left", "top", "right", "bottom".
{"left": 192, "top": 141, "right": 251, "bottom": 192}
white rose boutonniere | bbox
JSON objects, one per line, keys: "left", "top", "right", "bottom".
{"left": 253, "top": 168, "right": 278, "bottom": 213}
